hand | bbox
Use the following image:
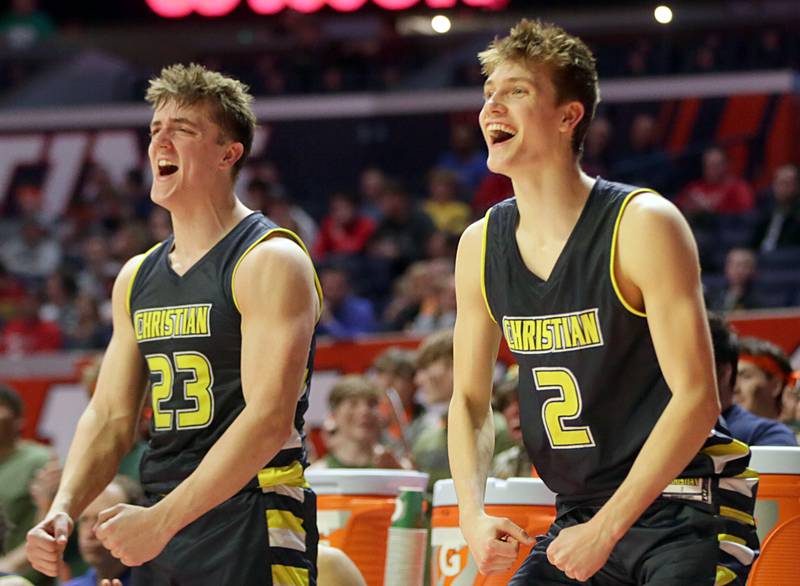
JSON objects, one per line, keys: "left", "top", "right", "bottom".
{"left": 546, "top": 519, "right": 617, "bottom": 582}
{"left": 95, "top": 504, "right": 174, "bottom": 567}
{"left": 461, "top": 512, "right": 533, "bottom": 575}
{"left": 25, "top": 511, "right": 73, "bottom": 577}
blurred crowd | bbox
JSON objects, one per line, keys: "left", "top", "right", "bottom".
{"left": 2, "top": 111, "right": 800, "bottom": 354}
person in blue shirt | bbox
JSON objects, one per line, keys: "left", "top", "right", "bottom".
{"left": 62, "top": 477, "right": 143, "bottom": 586}
{"left": 708, "top": 314, "right": 797, "bottom": 446}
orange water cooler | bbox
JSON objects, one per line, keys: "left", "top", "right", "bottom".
{"left": 430, "top": 477, "right": 556, "bottom": 585}
{"left": 305, "top": 469, "right": 429, "bottom": 586}
{"left": 749, "top": 446, "right": 800, "bottom": 542}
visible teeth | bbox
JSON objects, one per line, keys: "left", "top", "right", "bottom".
{"left": 158, "top": 160, "right": 176, "bottom": 167}
{"left": 487, "top": 123, "right": 516, "bottom": 136}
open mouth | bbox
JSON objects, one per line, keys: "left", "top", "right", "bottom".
{"left": 158, "top": 160, "right": 179, "bottom": 177}
{"left": 487, "top": 123, "right": 517, "bottom": 145}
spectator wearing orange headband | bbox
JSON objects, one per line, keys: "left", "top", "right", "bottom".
{"left": 708, "top": 316, "right": 797, "bottom": 446}
{"left": 736, "top": 337, "right": 799, "bottom": 424}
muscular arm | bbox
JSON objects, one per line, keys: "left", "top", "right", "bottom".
{"left": 448, "top": 221, "right": 530, "bottom": 574}
{"left": 52, "top": 257, "right": 149, "bottom": 518}
{"left": 448, "top": 220, "right": 501, "bottom": 519}
{"left": 593, "top": 193, "right": 720, "bottom": 540}
{"left": 156, "top": 236, "right": 319, "bottom": 533}
{"left": 26, "top": 255, "right": 148, "bottom": 576}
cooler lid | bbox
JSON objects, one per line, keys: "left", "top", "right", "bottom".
{"left": 749, "top": 446, "right": 800, "bottom": 474}
{"left": 305, "top": 469, "right": 429, "bottom": 495}
{"left": 433, "top": 477, "right": 556, "bottom": 507}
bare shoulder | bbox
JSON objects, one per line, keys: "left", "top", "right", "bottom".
{"left": 457, "top": 217, "right": 487, "bottom": 258}
{"left": 619, "top": 191, "right": 690, "bottom": 238}
{"left": 233, "top": 235, "right": 318, "bottom": 315}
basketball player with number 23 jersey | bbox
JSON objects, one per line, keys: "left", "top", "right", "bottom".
{"left": 448, "top": 20, "right": 759, "bottom": 586}
{"left": 26, "top": 64, "right": 322, "bottom": 585}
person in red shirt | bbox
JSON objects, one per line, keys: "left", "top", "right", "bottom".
{"left": 313, "top": 191, "right": 375, "bottom": 261}
{"left": 676, "top": 146, "right": 754, "bottom": 218}
{"left": 1, "top": 292, "right": 62, "bottom": 355}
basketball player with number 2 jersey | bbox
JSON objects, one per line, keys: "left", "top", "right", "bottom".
{"left": 448, "top": 19, "right": 758, "bottom": 586}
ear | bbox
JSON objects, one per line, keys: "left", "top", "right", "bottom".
{"left": 560, "top": 101, "right": 585, "bottom": 134}
{"left": 220, "top": 142, "right": 245, "bottom": 171}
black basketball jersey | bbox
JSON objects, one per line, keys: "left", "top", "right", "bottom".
{"left": 128, "top": 212, "right": 320, "bottom": 495}
{"left": 483, "top": 179, "right": 752, "bottom": 506}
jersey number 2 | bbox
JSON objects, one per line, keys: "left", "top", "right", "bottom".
{"left": 533, "top": 367, "right": 595, "bottom": 449}
{"left": 146, "top": 352, "right": 215, "bottom": 431}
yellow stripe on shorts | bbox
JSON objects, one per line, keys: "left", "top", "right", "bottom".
{"left": 272, "top": 564, "right": 309, "bottom": 586}
{"left": 715, "top": 565, "right": 738, "bottom": 586}
{"left": 719, "top": 506, "right": 755, "bottom": 526}
{"left": 267, "top": 509, "right": 306, "bottom": 535}
{"left": 258, "top": 461, "right": 309, "bottom": 489}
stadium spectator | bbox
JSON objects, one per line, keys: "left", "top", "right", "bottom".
{"left": 0, "top": 219, "right": 61, "bottom": 283}
{"left": 75, "top": 234, "right": 119, "bottom": 301}
{"left": 613, "top": 113, "right": 673, "bottom": 194}
{"left": 0, "top": 505, "right": 34, "bottom": 585}
{"left": 0, "top": 385, "right": 53, "bottom": 583}
{"left": 471, "top": 172, "right": 513, "bottom": 216}
{"left": 0, "top": 0, "right": 54, "bottom": 51}
{"left": 736, "top": 337, "right": 798, "bottom": 422}
{"left": 706, "top": 247, "right": 764, "bottom": 311}
{"left": 422, "top": 168, "right": 471, "bottom": 236}
{"left": 313, "top": 191, "right": 375, "bottom": 261}
{"left": 411, "top": 330, "right": 512, "bottom": 492}
{"left": 0, "top": 292, "right": 62, "bottom": 355}
{"left": 307, "top": 375, "right": 408, "bottom": 470}
{"left": 380, "top": 262, "right": 427, "bottom": 331}
{"left": 676, "top": 147, "right": 754, "bottom": 219}
{"left": 580, "top": 116, "right": 613, "bottom": 178}
{"left": 708, "top": 315, "right": 797, "bottom": 446}
{"left": 357, "top": 167, "right": 387, "bottom": 221}
{"left": 490, "top": 366, "right": 533, "bottom": 479}
{"left": 63, "top": 294, "right": 111, "bottom": 350}
{"left": 63, "top": 476, "right": 145, "bottom": 586}
{"left": 365, "top": 180, "right": 435, "bottom": 301}
{"left": 371, "top": 348, "right": 425, "bottom": 451}
{"left": 316, "top": 264, "right": 377, "bottom": 339}
{"left": 38, "top": 272, "right": 78, "bottom": 337}
{"left": 147, "top": 208, "right": 171, "bottom": 244}
{"left": 750, "top": 163, "right": 800, "bottom": 252}
{"left": 0, "top": 262, "right": 26, "bottom": 323}
{"left": 248, "top": 178, "right": 318, "bottom": 250}
{"left": 436, "top": 122, "right": 488, "bottom": 192}
{"left": 408, "top": 273, "right": 456, "bottom": 334}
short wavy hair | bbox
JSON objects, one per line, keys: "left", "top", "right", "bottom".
{"left": 479, "top": 19, "right": 599, "bottom": 155}
{"left": 146, "top": 63, "right": 256, "bottom": 178}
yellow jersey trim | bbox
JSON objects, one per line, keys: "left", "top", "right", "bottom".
{"left": 481, "top": 208, "right": 497, "bottom": 324}
{"left": 272, "top": 565, "right": 309, "bottom": 586}
{"left": 702, "top": 439, "right": 750, "bottom": 458}
{"left": 258, "top": 461, "right": 309, "bottom": 489}
{"left": 719, "top": 506, "right": 755, "bottom": 526}
{"left": 126, "top": 242, "right": 164, "bottom": 317}
{"left": 717, "top": 533, "right": 747, "bottom": 546}
{"left": 715, "top": 565, "right": 738, "bottom": 586}
{"left": 609, "top": 188, "right": 657, "bottom": 318}
{"left": 267, "top": 509, "right": 306, "bottom": 534}
{"left": 231, "top": 228, "right": 323, "bottom": 320}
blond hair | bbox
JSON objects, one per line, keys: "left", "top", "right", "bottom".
{"left": 146, "top": 63, "right": 256, "bottom": 178}
{"left": 416, "top": 330, "right": 453, "bottom": 369}
{"left": 479, "top": 19, "right": 599, "bottom": 155}
{"left": 328, "top": 375, "right": 382, "bottom": 410}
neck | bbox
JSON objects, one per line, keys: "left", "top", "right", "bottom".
{"left": 331, "top": 440, "right": 374, "bottom": 466}
{"left": 510, "top": 159, "right": 595, "bottom": 236}
{"left": 168, "top": 195, "right": 251, "bottom": 260}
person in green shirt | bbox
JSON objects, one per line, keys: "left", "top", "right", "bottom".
{"left": 0, "top": 385, "right": 52, "bottom": 585}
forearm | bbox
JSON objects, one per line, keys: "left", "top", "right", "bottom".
{"left": 593, "top": 390, "right": 719, "bottom": 541}
{"left": 51, "top": 406, "right": 133, "bottom": 518}
{"left": 448, "top": 394, "right": 496, "bottom": 520}
{"left": 157, "top": 406, "right": 290, "bottom": 533}
{"left": 0, "top": 542, "right": 31, "bottom": 573}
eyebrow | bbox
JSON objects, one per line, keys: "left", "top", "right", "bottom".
{"left": 150, "top": 117, "right": 200, "bottom": 129}
{"left": 484, "top": 76, "right": 536, "bottom": 89}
